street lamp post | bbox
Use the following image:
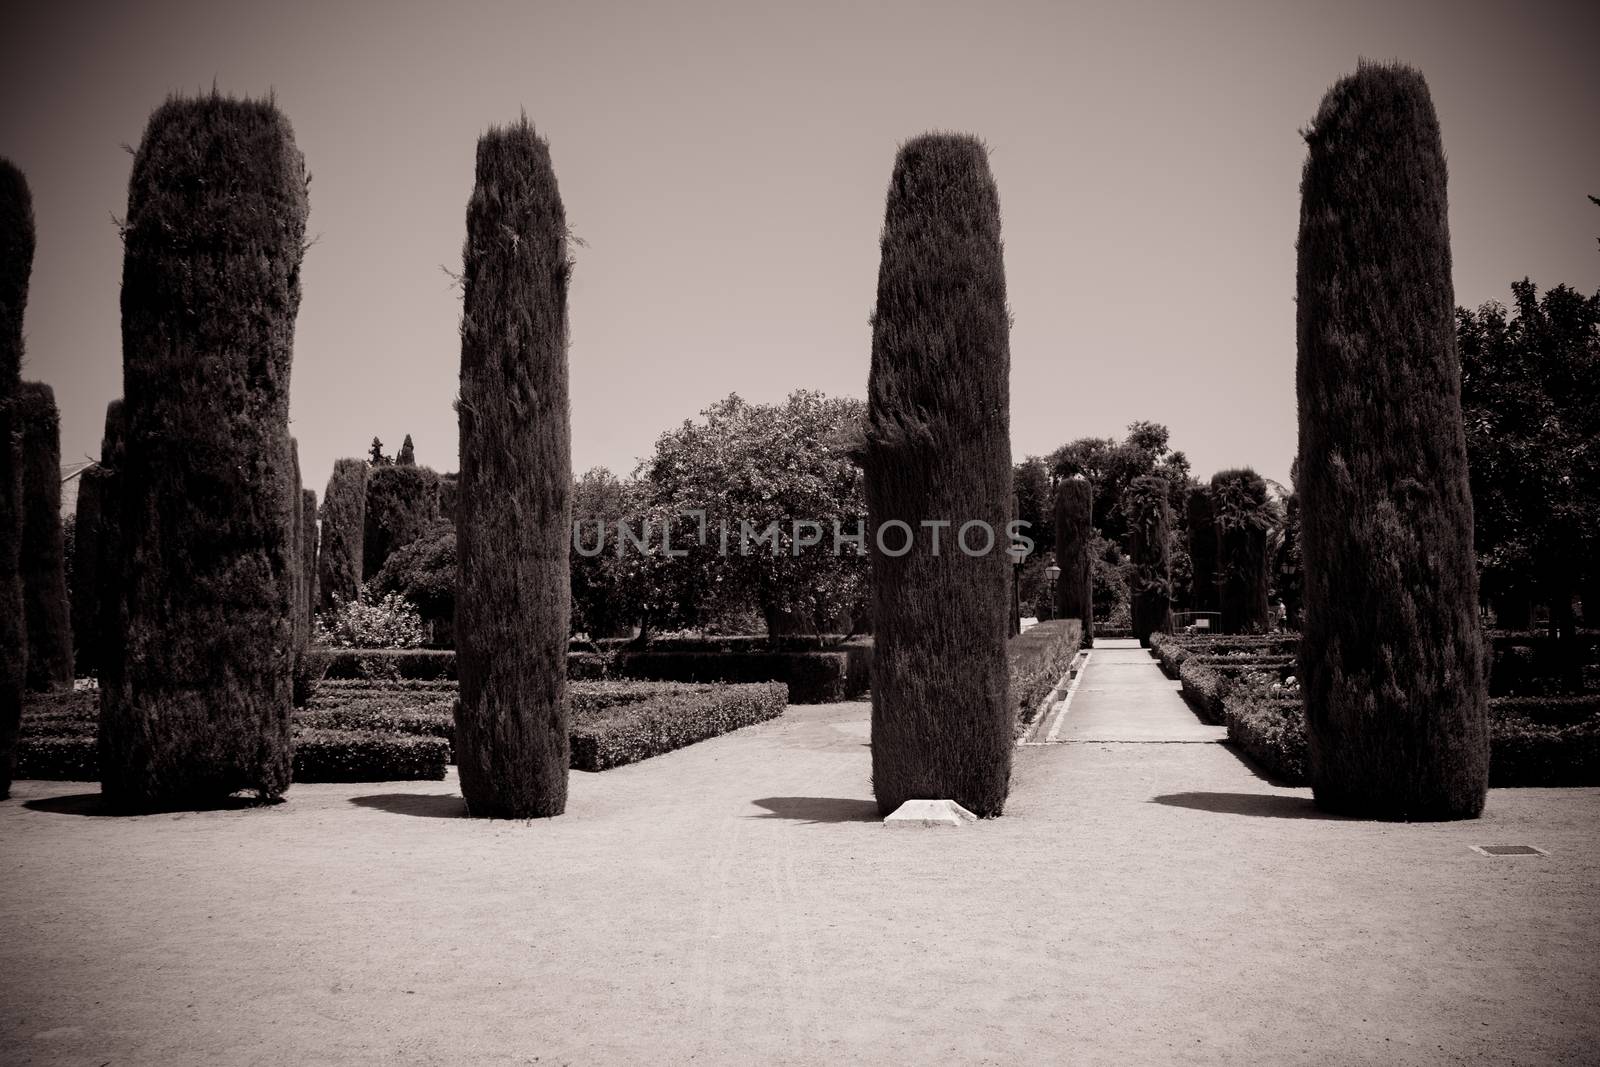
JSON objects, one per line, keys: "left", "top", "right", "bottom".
{"left": 1045, "top": 562, "right": 1061, "bottom": 620}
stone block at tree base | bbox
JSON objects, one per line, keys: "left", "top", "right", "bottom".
{"left": 883, "top": 799, "right": 977, "bottom": 828}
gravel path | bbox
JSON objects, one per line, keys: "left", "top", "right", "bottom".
{"left": 2, "top": 646, "right": 1597, "bottom": 1065}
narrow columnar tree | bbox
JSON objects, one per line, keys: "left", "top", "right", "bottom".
{"left": 288, "top": 440, "right": 306, "bottom": 654}
{"left": 0, "top": 158, "right": 33, "bottom": 797}
{"left": 1053, "top": 475, "right": 1095, "bottom": 646}
{"left": 363, "top": 462, "right": 440, "bottom": 578}
{"left": 18, "top": 382, "right": 73, "bottom": 688}
{"left": 72, "top": 463, "right": 111, "bottom": 675}
{"left": 1126, "top": 474, "right": 1172, "bottom": 647}
{"left": 301, "top": 488, "right": 318, "bottom": 630}
{"left": 1186, "top": 485, "right": 1219, "bottom": 614}
{"left": 100, "top": 94, "right": 307, "bottom": 810}
{"left": 1211, "top": 468, "right": 1272, "bottom": 634}
{"left": 318, "top": 458, "right": 367, "bottom": 610}
{"left": 1296, "top": 62, "right": 1488, "bottom": 819}
{"left": 864, "top": 134, "right": 1014, "bottom": 818}
{"left": 81, "top": 402, "right": 126, "bottom": 679}
{"left": 454, "top": 118, "right": 573, "bottom": 819}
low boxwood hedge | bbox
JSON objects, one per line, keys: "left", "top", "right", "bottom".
{"left": 1216, "top": 680, "right": 1600, "bottom": 788}
{"left": 1010, "top": 619, "right": 1083, "bottom": 727}
{"left": 291, "top": 730, "right": 450, "bottom": 782}
{"left": 569, "top": 649, "right": 856, "bottom": 704}
{"left": 327, "top": 641, "right": 872, "bottom": 704}
{"left": 569, "top": 681, "right": 787, "bottom": 771}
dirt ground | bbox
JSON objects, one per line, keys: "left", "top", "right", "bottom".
{"left": 3, "top": 646, "right": 1598, "bottom": 1065}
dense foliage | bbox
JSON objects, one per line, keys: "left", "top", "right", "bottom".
{"left": 1458, "top": 279, "right": 1599, "bottom": 656}
{"left": 1210, "top": 468, "right": 1273, "bottom": 634}
{"left": 362, "top": 462, "right": 440, "bottom": 579}
{"left": 863, "top": 133, "right": 1013, "bottom": 817}
{"left": 1053, "top": 476, "right": 1094, "bottom": 644}
{"left": 101, "top": 93, "right": 306, "bottom": 809}
{"left": 638, "top": 391, "right": 869, "bottom": 635}
{"left": 453, "top": 118, "right": 572, "bottom": 819}
{"left": 1296, "top": 62, "right": 1488, "bottom": 819}
{"left": 318, "top": 458, "right": 367, "bottom": 611}
{"left": 0, "top": 157, "right": 32, "bottom": 797}
{"left": 16, "top": 382, "right": 73, "bottom": 689}
{"left": 1125, "top": 474, "right": 1172, "bottom": 646}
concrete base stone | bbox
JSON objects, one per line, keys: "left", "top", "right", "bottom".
{"left": 883, "top": 799, "right": 977, "bottom": 828}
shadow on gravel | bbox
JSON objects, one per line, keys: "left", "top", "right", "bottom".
{"left": 1151, "top": 791, "right": 1353, "bottom": 821}
{"left": 749, "top": 796, "right": 880, "bottom": 824}
{"left": 23, "top": 792, "right": 282, "bottom": 817}
{"left": 350, "top": 793, "right": 468, "bottom": 819}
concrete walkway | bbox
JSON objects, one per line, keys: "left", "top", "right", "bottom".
{"left": 1054, "top": 638, "right": 1227, "bottom": 743}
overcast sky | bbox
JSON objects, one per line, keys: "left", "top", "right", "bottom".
{"left": 3, "top": 0, "right": 1596, "bottom": 496}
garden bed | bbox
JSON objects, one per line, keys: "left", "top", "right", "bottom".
{"left": 323, "top": 639, "right": 871, "bottom": 704}
{"left": 15, "top": 679, "right": 788, "bottom": 781}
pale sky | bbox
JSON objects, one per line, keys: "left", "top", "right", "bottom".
{"left": 3, "top": 0, "right": 1596, "bottom": 496}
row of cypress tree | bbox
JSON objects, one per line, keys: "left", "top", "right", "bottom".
{"left": 3, "top": 59, "right": 1491, "bottom": 824}
{"left": 865, "top": 60, "right": 1490, "bottom": 822}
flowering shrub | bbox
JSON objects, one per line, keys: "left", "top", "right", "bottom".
{"left": 316, "top": 591, "right": 425, "bottom": 650}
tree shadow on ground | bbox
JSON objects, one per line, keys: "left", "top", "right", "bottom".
{"left": 22, "top": 792, "right": 281, "bottom": 817}
{"left": 748, "top": 797, "right": 880, "bottom": 824}
{"left": 1150, "top": 791, "right": 1355, "bottom": 821}
{"left": 350, "top": 793, "right": 468, "bottom": 819}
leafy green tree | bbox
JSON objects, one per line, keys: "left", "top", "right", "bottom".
{"left": 368, "top": 437, "right": 389, "bottom": 465}
{"left": 1048, "top": 421, "right": 1189, "bottom": 545}
{"left": 1458, "top": 279, "right": 1600, "bottom": 658}
{"left": 396, "top": 434, "right": 416, "bottom": 465}
{"left": 1013, "top": 455, "right": 1054, "bottom": 557}
{"left": 639, "top": 390, "right": 868, "bottom": 635}
{"left": 370, "top": 518, "right": 454, "bottom": 633}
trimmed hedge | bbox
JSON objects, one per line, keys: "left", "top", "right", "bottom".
{"left": 1215, "top": 678, "right": 1600, "bottom": 788}
{"left": 1009, "top": 619, "right": 1082, "bottom": 726}
{"left": 569, "top": 681, "right": 786, "bottom": 771}
{"left": 292, "top": 730, "right": 448, "bottom": 782}
{"left": 15, "top": 689, "right": 449, "bottom": 783}
{"left": 16, "top": 680, "right": 790, "bottom": 780}
{"left": 571, "top": 650, "right": 854, "bottom": 704}
{"left": 327, "top": 643, "right": 871, "bottom": 704}
{"left": 1224, "top": 691, "right": 1309, "bottom": 782}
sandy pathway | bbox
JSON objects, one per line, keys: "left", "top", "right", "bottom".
{"left": 2, "top": 649, "right": 1597, "bottom": 1065}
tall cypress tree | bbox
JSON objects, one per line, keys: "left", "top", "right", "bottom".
{"left": 318, "top": 458, "right": 367, "bottom": 610}
{"left": 100, "top": 94, "right": 307, "bottom": 810}
{"left": 17, "top": 381, "right": 73, "bottom": 688}
{"left": 1296, "top": 62, "right": 1488, "bottom": 819}
{"left": 864, "top": 134, "right": 1013, "bottom": 817}
{"left": 1186, "top": 485, "right": 1218, "bottom": 615}
{"left": 81, "top": 402, "right": 126, "bottom": 680}
{"left": 363, "top": 463, "right": 439, "bottom": 578}
{"left": 1053, "top": 475, "right": 1095, "bottom": 646}
{"left": 454, "top": 118, "right": 573, "bottom": 819}
{"left": 1211, "top": 468, "right": 1272, "bottom": 634}
{"left": 397, "top": 434, "right": 416, "bottom": 465}
{"left": 72, "top": 463, "right": 111, "bottom": 675}
{"left": 1126, "top": 474, "right": 1172, "bottom": 647}
{"left": 0, "top": 158, "right": 32, "bottom": 797}
{"left": 301, "top": 488, "right": 318, "bottom": 629}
